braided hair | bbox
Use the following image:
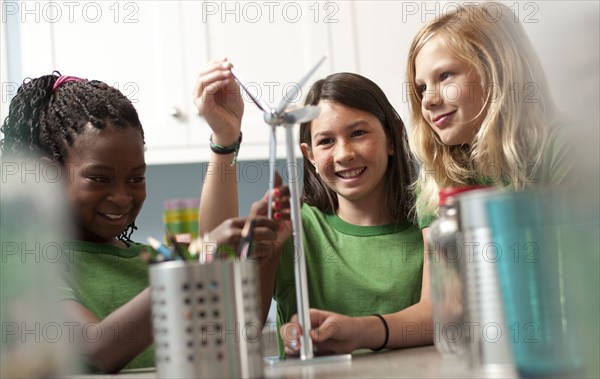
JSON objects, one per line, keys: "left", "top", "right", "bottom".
{"left": 1, "top": 71, "right": 145, "bottom": 242}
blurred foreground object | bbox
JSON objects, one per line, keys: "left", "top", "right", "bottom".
{"left": 486, "top": 189, "right": 584, "bottom": 377}
{"left": 1, "top": 157, "right": 77, "bottom": 378}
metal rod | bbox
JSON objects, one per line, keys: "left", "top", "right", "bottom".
{"left": 284, "top": 124, "right": 313, "bottom": 360}
{"left": 267, "top": 126, "right": 276, "bottom": 218}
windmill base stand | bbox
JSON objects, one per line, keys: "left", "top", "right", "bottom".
{"left": 263, "top": 353, "right": 352, "bottom": 368}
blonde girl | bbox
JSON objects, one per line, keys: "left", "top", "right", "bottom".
{"left": 406, "top": 2, "right": 572, "bottom": 227}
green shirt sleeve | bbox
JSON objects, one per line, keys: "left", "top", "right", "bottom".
{"left": 535, "top": 123, "right": 575, "bottom": 186}
{"left": 418, "top": 212, "right": 437, "bottom": 229}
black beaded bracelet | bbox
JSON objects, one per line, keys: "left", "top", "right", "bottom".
{"left": 209, "top": 132, "right": 242, "bottom": 166}
{"left": 371, "top": 314, "right": 389, "bottom": 351}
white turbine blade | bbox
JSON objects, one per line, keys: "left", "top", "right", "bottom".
{"left": 230, "top": 67, "right": 271, "bottom": 112}
{"left": 283, "top": 106, "right": 321, "bottom": 124}
{"left": 275, "top": 56, "right": 327, "bottom": 115}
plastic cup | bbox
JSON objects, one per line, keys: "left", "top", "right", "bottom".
{"left": 486, "top": 189, "right": 582, "bottom": 378}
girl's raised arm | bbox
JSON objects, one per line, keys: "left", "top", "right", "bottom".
{"left": 194, "top": 58, "right": 244, "bottom": 234}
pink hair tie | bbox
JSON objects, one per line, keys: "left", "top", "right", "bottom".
{"left": 51, "top": 75, "right": 86, "bottom": 93}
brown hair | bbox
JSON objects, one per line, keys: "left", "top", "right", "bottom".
{"left": 299, "top": 72, "right": 417, "bottom": 222}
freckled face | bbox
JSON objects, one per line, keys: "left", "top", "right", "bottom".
{"left": 63, "top": 123, "right": 146, "bottom": 244}
{"left": 415, "top": 36, "right": 486, "bottom": 145}
{"left": 301, "top": 101, "right": 392, "bottom": 209}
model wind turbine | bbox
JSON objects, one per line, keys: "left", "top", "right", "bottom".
{"left": 231, "top": 57, "right": 326, "bottom": 361}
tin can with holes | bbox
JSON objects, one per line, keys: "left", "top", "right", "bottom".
{"left": 149, "top": 260, "right": 263, "bottom": 378}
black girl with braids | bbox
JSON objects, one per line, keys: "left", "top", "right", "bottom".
{"left": 1, "top": 71, "right": 145, "bottom": 243}
{"left": 1, "top": 71, "right": 284, "bottom": 373}
{"left": 1, "top": 71, "right": 154, "bottom": 372}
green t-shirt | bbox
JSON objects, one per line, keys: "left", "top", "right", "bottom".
{"left": 418, "top": 124, "right": 574, "bottom": 229}
{"left": 274, "top": 205, "right": 424, "bottom": 356}
{"left": 532, "top": 123, "right": 574, "bottom": 185}
{"left": 60, "top": 240, "right": 154, "bottom": 371}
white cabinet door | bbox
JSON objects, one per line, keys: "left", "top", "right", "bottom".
{"left": 49, "top": 2, "right": 191, "bottom": 153}
{"left": 15, "top": 1, "right": 193, "bottom": 163}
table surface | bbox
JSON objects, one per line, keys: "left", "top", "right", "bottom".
{"left": 69, "top": 345, "right": 519, "bottom": 378}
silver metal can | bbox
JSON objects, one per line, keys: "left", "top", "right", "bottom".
{"left": 149, "top": 260, "right": 264, "bottom": 378}
{"left": 456, "top": 188, "right": 514, "bottom": 373}
{"left": 427, "top": 186, "right": 485, "bottom": 357}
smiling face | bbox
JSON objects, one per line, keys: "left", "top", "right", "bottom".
{"left": 301, "top": 101, "right": 392, "bottom": 213}
{"left": 415, "top": 36, "right": 486, "bottom": 146}
{"left": 63, "top": 123, "right": 146, "bottom": 245}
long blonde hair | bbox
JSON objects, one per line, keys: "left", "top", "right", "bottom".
{"left": 406, "top": 2, "right": 559, "bottom": 218}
